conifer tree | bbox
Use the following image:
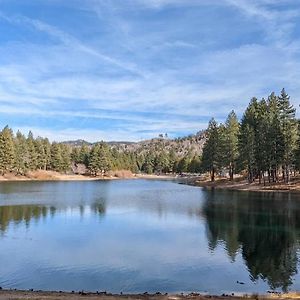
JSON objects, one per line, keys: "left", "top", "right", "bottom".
{"left": 60, "top": 144, "right": 71, "bottom": 173}
{"left": 201, "top": 118, "right": 221, "bottom": 181}
{"left": 35, "top": 137, "right": 47, "bottom": 170}
{"left": 79, "top": 144, "right": 90, "bottom": 166}
{"left": 43, "top": 138, "right": 51, "bottom": 170}
{"left": 50, "top": 142, "right": 63, "bottom": 172}
{"left": 26, "top": 131, "right": 38, "bottom": 170}
{"left": 224, "top": 111, "right": 239, "bottom": 180}
{"left": 0, "top": 126, "right": 15, "bottom": 174}
{"left": 14, "top": 130, "right": 28, "bottom": 174}
{"left": 278, "top": 88, "right": 298, "bottom": 183}
{"left": 142, "top": 152, "right": 155, "bottom": 174}
{"left": 88, "top": 142, "right": 111, "bottom": 176}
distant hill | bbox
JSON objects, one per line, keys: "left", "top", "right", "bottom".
{"left": 63, "top": 130, "right": 206, "bottom": 157}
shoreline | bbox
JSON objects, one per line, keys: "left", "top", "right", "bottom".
{"left": 0, "top": 170, "right": 178, "bottom": 183}
{"left": 1, "top": 170, "right": 300, "bottom": 194}
{"left": 192, "top": 177, "right": 300, "bottom": 193}
{"left": 0, "top": 289, "right": 299, "bottom": 300}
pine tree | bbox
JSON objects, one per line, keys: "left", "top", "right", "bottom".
{"left": 50, "top": 142, "right": 63, "bottom": 172}
{"left": 154, "top": 151, "right": 170, "bottom": 174}
{"left": 278, "top": 88, "right": 298, "bottom": 183}
{"left": 224, "top": 111, "right": 239, "bottom": 181}
{"left": 14, "top": 130, "right": 28, "bottom": 175}
{"left": 0, "top": 126, "right": 15, "bottom": 174}
{"left": 42, "top": 138, "right": 51, "bottom": 170}
{"left": 60, "top": 144, "right": 71, "bottom": 173}
{"left": 201, "top": 118, "right": 221, "bottom": 181}
{"left": 79, "top": 144, "right": 90, "bottom": 166}
{"left": 265, "top": 92, "right": 282, "bottom": 182}
{"left": 35, "top": 138, "right": 47, "bottom": 170}
{"left": 26, "top": 131, "right": 38, "bottom": 170}
{"left": 142, "top": 152, "right": 155, "bottom": 174}
{"left": 88, "top": 142, "right": 111, "bottom": 176}
{"left": 238, "top": 99, "right": 257, "bottom": 183}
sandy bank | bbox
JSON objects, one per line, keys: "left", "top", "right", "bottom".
{"left": 0, "top": 290, "right": 299, "bottom": 300}
{"left": 0, "top": 170, "right": 177, "bottom": 182}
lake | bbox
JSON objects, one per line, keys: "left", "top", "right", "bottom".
{"left": 0, "top": 179, "right": 299, "bottom": 294}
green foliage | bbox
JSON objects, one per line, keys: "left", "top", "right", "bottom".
{"left": 50, "top": 142, "right": 63, "bottom": 172}
{"left": 201, "top": 118, "right": 222, "bottom": 181}
{"left": 88, "top": 142, "right": 112, "bottom": 176}
{"left": 14, "top": 130, "right": 28, "bottom": 174}
{"left": 0, "top": 126, "right": 15, "bottom": 174}
{"left": 0, "top": 88, "right": 298, "bottom": 182}
{"left": 224, "top": 111, "right": 239, "bottom": 180}
{"left": 26, "top": 131, "right": 38, "bottom": 170}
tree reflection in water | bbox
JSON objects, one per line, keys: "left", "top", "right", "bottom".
{"left": 202, "top": 189, "right": 300, "bottom": 292}
{"left": 0, "top": 199, "right": 106, "bottom": 234}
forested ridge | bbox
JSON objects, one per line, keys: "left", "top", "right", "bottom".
{"left": 0, "top": 88, "right": 299, "bottom": 184}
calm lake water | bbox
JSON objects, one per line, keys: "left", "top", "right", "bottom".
{"left": 0, "top": 179, "right": 299, "bottom": 294}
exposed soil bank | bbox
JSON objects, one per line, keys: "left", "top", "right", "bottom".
{"left": 193, "top": 176, "right": 300, "bottom": 193}
{"left": 0, "top": 290, "right": 299, "bottom": 300}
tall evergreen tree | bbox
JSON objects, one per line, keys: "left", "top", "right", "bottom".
{"left": 26, "top": 131, "right": 38, "bottom": 170}
{"left": 88, "top": 142, "right": 111, "bottom": 176}
{"left": 50, "top": 142, "right": 63, "bottom": 172}
{"left": 60, "top": 144, "right": 71, "bottom": 173}
{"left": 278, "top": 88, "right": 298, "bottom": 183}
{"left": 0, "top": 126, "right": 15, "bottom": 174}
{"left": 201, "top": 118, "right": 221, "bottom": 181}
{"left": 14, "top": 130, "right": 28, "bottom": 175}
{"left": 224, "top": 111, "right": 239, "bottom": 180}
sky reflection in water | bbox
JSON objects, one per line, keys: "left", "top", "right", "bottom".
{"left": 0, "top": 180, "right": 299, "bottom": 294}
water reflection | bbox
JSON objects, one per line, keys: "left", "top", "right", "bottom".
{"left": 0, "top": 181, "right": 300, "bottom": 293}
{"left": 202, "top": 190, "right": 300, "bottom": 291}
{"left": 0, "top": 202, "right": 106, "bottom": 233}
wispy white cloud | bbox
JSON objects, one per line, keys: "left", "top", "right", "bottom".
{"left": 0, "top": 1, "right": 299, "bottom": 141}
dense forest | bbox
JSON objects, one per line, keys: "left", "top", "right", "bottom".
{"left": 202, "top": 89, "right": 300, "bottom": 184}
{"left": 0, "top": 127, "right": 201, "bottom": 176}
{"left": 0, "top": 88, "right": 299, "bottom": 183}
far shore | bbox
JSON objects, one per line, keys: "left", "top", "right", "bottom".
{"left": 0, "top": 170, "right": 178, "bottom": 182}
{"left": 0, "top": 289, "right": 300, "bottom": 300}
{"left": 1, "top": 170, "right": 300, "bottom": 194}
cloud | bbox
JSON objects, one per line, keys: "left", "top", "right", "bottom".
{"left": 0, "top": 1, "right": 299, "bottom": 141}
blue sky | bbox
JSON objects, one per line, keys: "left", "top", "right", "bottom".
{"left": 0, "top": 0, "right": 300, "bottom": 142}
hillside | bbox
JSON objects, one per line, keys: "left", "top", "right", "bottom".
{"left": 63, "top": 130, "right": 206, "bottom": 158}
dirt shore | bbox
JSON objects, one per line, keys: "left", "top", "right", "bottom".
{"left": 193, "top": 176, "right": 300, "bottom": 193}
{"left": 0, "top": 170, "right": 177, "bottom": 182}
{"left": 0, "top": 290, "right": 299, "bottom": 300}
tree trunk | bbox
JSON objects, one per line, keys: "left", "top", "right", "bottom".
{"left": 285, "top": 165, "right": 290, "bottom": 183}
{"left": 231, "top": 163, "right": 234, "bottom": 181}
{"left": 211, "top": 167, "right": 215, "bottom": 182}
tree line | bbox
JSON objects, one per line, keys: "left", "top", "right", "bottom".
{"left": 202, "top": 89, "right": 300, "bottom": 184}
{"left": 1, "top": 88, "right": 298, "bottom": 181}
{"left": 0, "top": 127, "right": 200, "bottom": 176}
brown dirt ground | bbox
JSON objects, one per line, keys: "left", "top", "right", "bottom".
{"left": 0, "top": 290, "right": 299, "bottom": 300}
{"left": 194, "top": 175, "right": 300, "bottom": 193}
